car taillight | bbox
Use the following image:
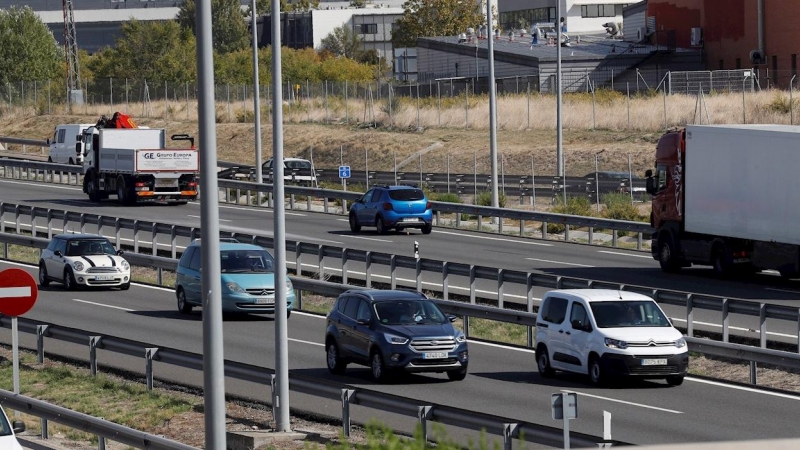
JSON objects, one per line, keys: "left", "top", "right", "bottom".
{"left": 135, "top": 182, "right": 147, "bottom": 187}
{"left": 426, "top": 202, "right": 432, "bottom": 210}
{"left": 382, "top": 202, "right": 393, "bottom": 211}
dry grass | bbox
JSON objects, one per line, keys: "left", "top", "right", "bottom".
{"left": 2, "top": 89, "right": 797, "bottom": 178}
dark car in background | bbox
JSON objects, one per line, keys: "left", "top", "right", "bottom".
{"left": 325, "top": 290, "right": 468, "bottom": 382}
{"left": 348, "top": 185, "right": 433, "bottom": 234}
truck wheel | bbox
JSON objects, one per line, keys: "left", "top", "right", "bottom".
{"left": 87, "top": 174, "right": 101, "bottom": 202}
{"left": 116, "top": 176, "right": 132, "bottom": 205}
{"left": 712, "top": 247, "right": 731, "bottom": 277}
{"left": 658, "top": 236, "right": 681, "bottom": 273}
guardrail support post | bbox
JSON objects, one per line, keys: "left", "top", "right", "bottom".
{"left": 15, "top": 205, "right": 20, "bottom": 234}
{"left": 722, "top": 299, "right": 730, "bottom": 343}
{"left": 637, "top": 232, "right": 643, "bottom": 250}
{"left": 477, "top": 214, "right": 482, "bottom": 231}
{"left": 564, "top": 224, "right": 570, "bottom": 242}
{"left": 170, "top": 225, "right": 177, "bottom": 259}
{"left": 151, "top": 224, "right": 158, "bottom": 256}
{"left": 341, "top": 389, "right": 355, "bottom": 437}
{"left": 442, "top": 262, "right": 449, "bottom": 301}
{"left": 317, "top": 245, "right": 325, "bottom": 280}
{"left": 289, "top": 193, "right": 295, "bottom": 210}
{"left": 41, "top": 416, "right": 48, "bottom": 439}
{"left": 588, "top": 227, "right": 594, "bottom": 245}
{"left": 469, "top": 265, "right": 476, "bottom": 304}
{"left": 341, "top": 248, "right": 348, "bottom": 285}
{"left": 46, "top": 209, "right": 53, "bottom": 238}
{"left": 390, "top": 255, "right": 397, "bottom": 290}
{"left": 498, "top": 216, "right": 503, "bottom": 234}
{"left": 306, "top": 194, "right": 311, "bottom": 211}
{"left": 270, "top": 374, "right": 277, "bottom": 427}
{"left": 503, "top": 423, "right": 519, "bottom": 450}
{"left": 133, "top": 220, "right": 140, "bottom": 253}
{"left": 497, "top": 269, "right": 505, "bottom": 308}
{"left": 79, "top": 213, "right": 86, "bottom": 234}
{"left": 555, "top": 276, "right": 563, "bottom": 289}
{"left": 89, "top": 336, "right": 103, "bottom": 376}
{"left": 61, "top": 211, "right": 68, "bottom": 234}
{"left": 190, "top": 227, "right": 199, "bottom": 242}
{"left": 527, "top": 274, "right": 535, "bottom": 348}
{"left": 456, "top": 210, "right": 461, "bottom": 228}
{"left": 114, "top": 218, "right": 122, "bottom": 250}
{"left": 797, "top": 308, "right": 800, "bottom": 354}
{"left": 30, "top": 209, "right": 37, "bottom": 238}
{"left": 416, "top": 259, "right": 422, "bottom": 291}
{"left": 750, "top": 361, "right": 758, "bottom": 385}
{"left": 0, "top": 203, "right": 4, "bottom": 234}
{"left": 145, "top": 348, "right": 159, "bottom": 390}
{"left": 323, "top": 197, "right": 329, "bottom": 214}
{"left": 612, "top": 229, "right": 618, "bottom": 247}
{"left": 759, "top": 303, "right": 767, "bottom": 348}
{"left": 519, "top": 219, "right": 524, "bottom": 236}
{"left": 686, "top": 294, "right": 694, "bottom": 337}
{"left": 365, "top": 251, "right": 372, "bottom": 288}
{"left": 36, "top": 325, "right": 49, "bottom": 364}
{"left": 98, "top": 419, "right": 106, "bottom": 450}
{"left": 97, "top": 215, "right": 104, "bottom": 241}
{"left": 296, "top": 246, "right": 303, "bottom": 276}
{"left": 417, "top": 406, "right": 433, "bottom": 443}
{"left": 542, "top": 221, "right": 548, "bottom": 239}
{"left": 435, "top": 211, "right": 440, "bottom": 226}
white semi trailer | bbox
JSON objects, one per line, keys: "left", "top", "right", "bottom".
{"left": 80, "top": 127, "right": 199, "bottom": 205}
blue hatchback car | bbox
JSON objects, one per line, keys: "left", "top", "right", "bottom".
{"left": 325, "top": 290, "right": 468, "bottom": 382}
{"left": 349, "top": 185, "right": 433, "bottom": 234}
{"left": 175, "top": 241, "right": 295, "bottom": 317}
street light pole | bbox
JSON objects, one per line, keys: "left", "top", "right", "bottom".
{"left": 556, "top": 2, "right": 565, "bottom": 205}
{"left": 252, "top": 0, "right": 263, "bottom": 184}
{"left": 487, "top": 0, "right": 499, "bottom": 210}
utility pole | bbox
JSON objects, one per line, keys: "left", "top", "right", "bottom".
{"left": 252, "top": 0, "right": 263, "bottom": 184}
{"left": 556, "top": 1, "right": 565, "bottom": 205}
{"left": 487, "top": 0, "right": 499, "bottom": 211}
{"left": 62, "top": 0, "right": 83, "bottom": 105}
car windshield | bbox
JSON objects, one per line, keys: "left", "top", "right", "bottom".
{"left": 589, "top": 300, "right": 671, "bottom": 328}
{"left": 66, "top": 239, "right": 116, "bottom": 256}
{"left": 374, "top": 299, "right": 447, "bottom": 325}
{"left": 388, "top": 189, "right": 425, "bottom": 201}
{"left": 285, "top": 160, "right": 311, "bottom": 170}
{"left": 220, "top": 249, "right": 275, "bottom": 273}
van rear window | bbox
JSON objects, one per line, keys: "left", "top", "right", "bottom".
{"left": 389, "top": 189, "right": 424, "bottom": 201}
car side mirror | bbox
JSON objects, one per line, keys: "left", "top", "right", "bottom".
{"left": 572, "top": 320, "right": 590, "bottom": 332}
{"left": 76, "top": 134, "right": 82, "bottom": 142}
{"left": 116, "top": 249, "right": 124, "bottom": 256}
{"left": 54, "top": 250, "right": 62, "bottom": 257}
{"left": 448, "top": 315, "right": 457, "bottom": 323}
{"left": 12, "top": 420, "right": 25, "bottom": 433}
{"left": 645, "top": 176, "right": 656, "bottom": 195}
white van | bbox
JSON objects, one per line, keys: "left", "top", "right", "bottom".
{"left": 254, "top": 158, "right": 317, "bottom": 186}
{"left": 48, "top": 124, "right": 95, "bottom": 165}
{"left": 535, "top": 289, "right": 689, "bottom": 386}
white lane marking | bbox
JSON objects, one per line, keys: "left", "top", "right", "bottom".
{"left": 597, "top": 250, "right": 652, "bottom": 259}
{"left": 0, "top": 179, "right": 82, "bottom": 191}
{"left": 336, "top": 219, "right": 348, "bottom": 222}
{"left": 187, "top": 215, "right": 230, "bottom": 223}
{"left": 687, "top": 377, "right": 800, "bottom": 400}
{"left": 433, "top": 230, "right": 552, "bottom": 246}
{"left": 526, "top": 258, "right": 594, "bottom": 268}
{"left": 189, "top": 202, "right": 307, "bottom": 217}
{"left": 72, "top": 298, "right": 135, "bottom": 312}
{"left": 289, "top": 337, "right": 324, "bottom": 347}
{"left": 343, "top": 236, "right": 393, "bottom": 243}
{"left": 766, "top": 287, "right": 800, "bottom": 295}
{"left": 561, "top": 390, "right": 683, "bottom": 414}
{"left": 670, "top": 318, "right": 797, "bottom": 339}
{"left": 470, "top": 340, "right": 536, "bottom": 353}
{"left": 0, "top": 287, "right": 31, "bottom": 297}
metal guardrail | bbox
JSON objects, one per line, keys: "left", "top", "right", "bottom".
{"left": 0, "top": 315, "right": 622, "bottom": 449}
{"left": 0, "top": 390, "right": 196, "bottom": 450}
{"left": 0, "top": 157, "right": 653, "bottom": 249}
{"left": 0, "top": 204, "right": 797, "bottom": 354}
{"left": 1, "top": 231, "right": 800, "bottom": 386}
{"left": 0, "top": 136, "right": 49, "bottom": 148}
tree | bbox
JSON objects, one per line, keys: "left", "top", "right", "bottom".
{"left": 0, "top": 6, "right": 61, "bottom": 84}
{"left": 392, "top": 0, "right": 485, "bottom": 48}
{"left": 176, "top": 0, "right": 249, "bottom": 53}
{"left": 319, "top": 25, "right": 363, "bottom": 59}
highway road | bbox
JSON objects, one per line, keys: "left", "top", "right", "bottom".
{"left": 1, "top": 260, "right": 799, "bottom": 448}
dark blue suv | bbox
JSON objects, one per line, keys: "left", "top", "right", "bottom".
{"left": 349, "top": 185, "right": 433, "bottom": 234}
{"left": 325, "top": 290, "right": 468, "bottom": 382}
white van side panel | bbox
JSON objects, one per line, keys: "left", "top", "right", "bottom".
{"left": 49, "top": 124, "right": 94, "bottom": 164}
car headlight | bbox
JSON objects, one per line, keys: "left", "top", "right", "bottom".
{"left": 604, "top": 338, "right": 628, "bottom": 349}
{"left": 72, "top": 261, "right": 84, "bottom": 272}
{"left": 120, "top": 260, "right": 130, "bottom": 270}
{"left": 384, "top": 333, "right": 409, "bottom": 345}
{"left": 674, "top": 338, "right": 686, "bottom": 348}
{"left": 455, "top": 333, "right": 467, "bottom": 343}
{"left": 225, "top": 282, "right": 246, "bottom": 293}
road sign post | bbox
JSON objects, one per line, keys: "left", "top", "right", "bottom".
{"left": 552, "top": 392, "right": 578, "bottom": 449}
{"left": 339, "top": 165, "right": 351, "bottom": 209}
{"left": 0, "top": 268, "right": 39, "bottom": 418}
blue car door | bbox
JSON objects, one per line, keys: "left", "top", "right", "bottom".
{"left": 356, "top": 189, "right": 374, "bottom": 224}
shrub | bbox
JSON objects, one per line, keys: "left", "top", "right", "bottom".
{"left": 766, "top": 91, "right": 796, "bottom": 114}
{"left": 430, "top": 192, "right": 461, "bottom": 203}
{"left": 476, "top": 190, "right": 507, "bottom": 208}
{"left": 601, "top": 192, "right": 646, "bottom": 222}
{"left": 547, "top": 196, "right": 593, "bottom": 234}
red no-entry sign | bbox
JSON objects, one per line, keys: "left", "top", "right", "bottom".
{"left": 0, "top": 268, "right": 38, "bottom": 316}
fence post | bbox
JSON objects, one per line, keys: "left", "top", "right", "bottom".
{"left": 89, "top": 336, "right": 103, "bottom": 376}
{"left": 145, "top": 348, "right": 159, "bottom": 391}
{"left": 341, "top": 389, "right": 355, "bottom": 437}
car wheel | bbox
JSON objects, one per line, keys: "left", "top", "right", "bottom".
{"left": 666, "top": 375, "right": 684, "bottom": 386}
{"left": 349, "top": 213, "right": 361, "bottom": 232}
{"left": 537, "top": 346, "right": 555, "bottom": 378}
{"left": 120, "top": 282, "right": 130, "bottom": 291}
{"left": 589, "top": 355, "right": 606, "bottom": 386}
{"left": 371, "top": 350, "right": 390, "bottom": 382}
{"left": 326, "top": 341, "right": 347, "bottom": 375}
{"left": 712, "top": 247, "right": 730, "bottom": 278}
{"left": 375, "top": 216, "right": 388, "bottom": 235}
{"left": 38, "top": 262, "right": 50, "bottom": 287}
{"left": 177, "top": 288, "right": 193, "bottom": 314}
{"left": 421, "top": 222, "right": 433, "bottom": 235}
{"left": 446, "top": 367, "right": 467, "bottom": 381}
{"left": 63, "top": 268, "right": 77, "bottom": 291}
{"left": 658, "top": 236, "right": 681, "bottom": 273}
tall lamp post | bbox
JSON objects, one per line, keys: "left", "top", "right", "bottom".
{"left": 252, "top": 0, "right": 263, "bottom": 184}
{"left": 486, "top": 0, "right": 499, "bottom": 210}
{"left": 556, "top": 2, "right": 564, "bottom": 204}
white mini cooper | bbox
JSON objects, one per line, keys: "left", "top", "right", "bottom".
{"left": 39, "top": 234, "right": 131, "bottom": 290}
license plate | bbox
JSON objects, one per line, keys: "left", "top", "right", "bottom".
{"left": 641, "top": 358, "right": 668, "bottom": 366}
{"left": 156, "top": 179, "right": 177, "bottom": 187}
{"left": 254, "top": 298, "right": 275, "bottom": 305}
{"left": 402, "top": 217, "right": 419, "bottom": 222}
{"left": 423, "top": 352, "right": 448, "bottom": 359}
{"left": 94, "top": 275, "right": 114, "bottom": 281}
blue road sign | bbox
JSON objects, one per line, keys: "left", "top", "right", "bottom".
{"left": 339, "top": 165, "right": 351, "bottom": 178}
